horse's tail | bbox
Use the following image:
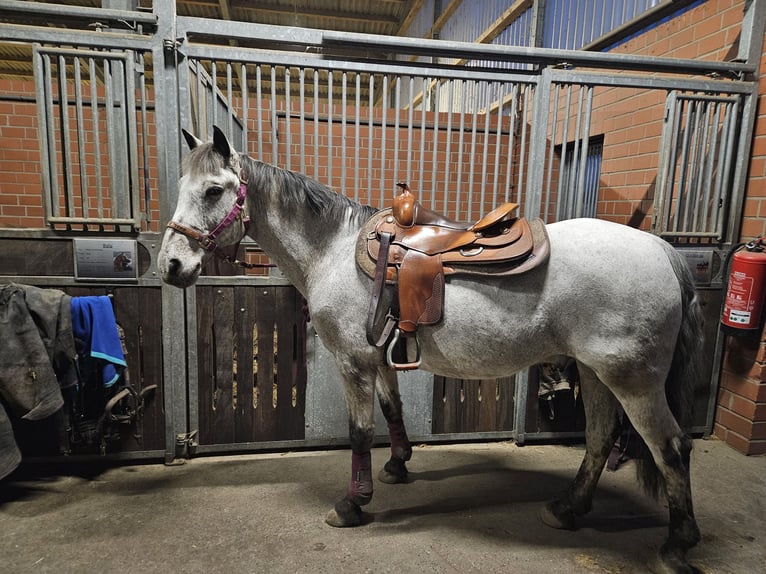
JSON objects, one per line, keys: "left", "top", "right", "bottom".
{"left": 636, "top": 242, "right": 705, "bottom": 497}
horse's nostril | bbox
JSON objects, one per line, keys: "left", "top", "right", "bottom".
{"left": 168, "top": 258, "right": 181, "bottom": 275}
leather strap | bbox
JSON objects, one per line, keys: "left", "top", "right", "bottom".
{"left": 366, "top": 231, "right": 397, "bottom": 347}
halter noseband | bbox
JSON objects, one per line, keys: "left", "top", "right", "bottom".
{"left": 166, "top": 166, "right": 274, "bottom": 269}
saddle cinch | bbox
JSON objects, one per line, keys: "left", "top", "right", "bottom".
{"left": 356, "top": 183, "right": 550, "bottom": 370}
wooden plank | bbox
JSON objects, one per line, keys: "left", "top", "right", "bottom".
{"left": 293, "top": 289, "right": 308, "bottom": 439}
{"left": 112, "top": 286, "right": 141, "bottom": 452}
{"left": 233, "top": 286, "right": 256, "bottom": 443}
{"left": 254, "top": 286, "right": 278, "bottom": 441}
{"left": 196, "top": 286, "right": 215, "bottom": 444}
{"left": 274, "top": 286, "right": 305, "bottom": 440}
{"left": 136, "top": 287, "right": 165, "bottom": 450}
{"left": 212, "top": 286, "right": 235, "bottom": 444}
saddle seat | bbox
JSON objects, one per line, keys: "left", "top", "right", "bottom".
{"left": 356, "top": 183, "right": 550, "bottom": 370}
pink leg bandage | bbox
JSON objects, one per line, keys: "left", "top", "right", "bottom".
{"left": 348, "top": 451, "right": 373, "bottom": 505}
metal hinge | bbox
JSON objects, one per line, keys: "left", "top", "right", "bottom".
{"left": 175, "top": 430, "right": 198, "bottom": 458}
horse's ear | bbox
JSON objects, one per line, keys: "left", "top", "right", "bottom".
{"left": 212, "top": 125, "right": 232, "bottom": 161}
{"left": 182, "top": 129, "right": 202, "bottom": 150}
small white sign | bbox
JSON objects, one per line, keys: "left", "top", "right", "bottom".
{"left": 74, "top": 238, "right": 138, "bottom": 281}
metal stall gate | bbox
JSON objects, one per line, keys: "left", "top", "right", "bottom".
{"left": 1, "top": 0, "right": 763, "bottom": 463}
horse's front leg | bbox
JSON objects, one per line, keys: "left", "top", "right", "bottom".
{"left": 375, "top": 366, "right": 412, "bottom": 484}
{"left": 325, "top": 361, "right": 377, "bottom": 528}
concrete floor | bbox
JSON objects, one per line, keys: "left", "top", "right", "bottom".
{"left": 1, "top": 437, "right": 764, "bottom": 574}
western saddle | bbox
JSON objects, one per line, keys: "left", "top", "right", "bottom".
{"left": 356, "top": 183, "right": 550, "bottom": 370}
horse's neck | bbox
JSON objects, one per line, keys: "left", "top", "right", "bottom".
{"left": 248, "top": 193, "right": 359, "bottom": 296}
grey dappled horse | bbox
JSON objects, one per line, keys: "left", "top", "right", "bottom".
{"left": 159, "top": 127, "right": 704, "bottom": 574}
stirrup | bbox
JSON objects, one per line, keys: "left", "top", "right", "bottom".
{"left": 386, "top": 328, "right": 421, "bottom": 370}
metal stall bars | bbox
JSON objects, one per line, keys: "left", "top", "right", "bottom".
{"left": 33, "top": 45, "right": 143, "bottom": 231}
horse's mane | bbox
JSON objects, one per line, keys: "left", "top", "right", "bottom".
{"left": 242, "top": 155, "right": 379, "bottom": 227}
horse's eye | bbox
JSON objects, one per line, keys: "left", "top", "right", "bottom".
{"left": 205, "top": 185, "right": 224, "bottom": 198}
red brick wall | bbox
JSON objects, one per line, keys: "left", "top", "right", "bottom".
{"left": 0, "top": 80, "right": 45, "bottom": 228}
{"left": 715, "top": 329, "right": 766, "bottom": 455}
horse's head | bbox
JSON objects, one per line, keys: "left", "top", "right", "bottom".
{"left": 159, "top": 126, "right": 249, "bottom": 288}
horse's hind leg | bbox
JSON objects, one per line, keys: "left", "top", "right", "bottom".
{"left": 375, "top": 366, "right": 412, "bottom": 484}
{"left": 541, "top": 362, "right": 621, "bottom": 530}
{"left": 611, "top": 387, "right": 699, "bottom": 574}
{"left": 325, "top": 360, "right": 377, "bottom": 528}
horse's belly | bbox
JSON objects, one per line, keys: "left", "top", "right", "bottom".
{"left": 417, "top": 275, "right": 558, "bottom": 379}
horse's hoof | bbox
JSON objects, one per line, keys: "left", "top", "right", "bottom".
{"left": 647, "top": 544, "right": 695, "bottom": 574}
{"left": 379, "top": 458, "right": 408, "bottom": 484}
{"left": 540, "top": 500, "right": 577, "bottom": 530}
{"left": 325, "top": 498, "right": 363, "bottom": 528}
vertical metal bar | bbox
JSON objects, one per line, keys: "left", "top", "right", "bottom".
{"left": 226, "top": 62, "right": 233, "bottom": 140}
{"left": 285, "top": 67, "right": 292, "bottom": 171}
{"left": 340, "top": 71, "right": 347, "bottom": 192}
{"left": 716, "top": 98, "right": 739, "bottom": 238}
{"left": 699, "top": 101, "right": 721, "bottom": 232}
{"left": 73, "top": 57, "right": 89, "bottom": 219}
{"left": 380, "top": 75, "right": 388, "bottom": 203}
{"left": 517, "top": 84, "right": 531, "bottom": 210}
{"left": 712, "top": 101, "right": 732, "bottom": 233}
{"left": 430, "top": 78, "right": 440, "bottom": 210}
{"left": 138, "top": 52, "right": 151, "bottom": 226}
{"left": 124, "top": 54, "right": 140, "bottom": 226}
{"left": 313, "top": 68, "right": 319, "bottom": 180}
{"left": 419, "top": 77, "right": 427, "bottom": 196}
{"left": 575, "top": 86, "right": 593, "bottom": 219}
{"left": 480, "top": 82, "right": 493, "bottom": 211}
{"left": 33, "top": 46, "right": 54, "bottom": 222}
{"left": 241, "top": 63, "right": 248, "bottom": 153}
{"left": 545, "top": 83, "right": 560, "bottom": 222}
{"left": 355, "top": 72, "right": 361, "bottom": 202}
{"left": 407, "top": 76, "right": 415, "bottom": 185}
{"left": 327, "top": 71, "right": 333, "bottom": 187}
{"left": 526, "top": 71, "right": 551, "bottom": 218}
{"left": 58, "top": 54, "right": 75, "bottom": 219}
{"left": 394, "top": 77, "right": 401, "bottom": 186}
{"left": 456, "top": 79, "right": 466, "bottom": 219}
{"left": 504, "top": 83, "right": 519, "bottom": 206}
{"left": 256, "top": 65, "right": 263, "bottom": 161}
{"left": 444, "top": 79, "right": 454, "bottom": 215}
{"left": 211, "top": 60, "right": 217, "bottom": 129}
{"left": 467, "top": 81, "right": 479, "bottom": 220}
{"left": 368, "top": 74, "right": 375, "bottom": 205}
{"left": 493, "top": 83, "right": 505, "bottom": 209}
{"left": 555, "top": 84, "right": 572, "bottom": 220}
{"left": 112, "top": 57, "right": 128, "bottom": 220}
{"left": 270, "top": 66, "right": 278, "bottom": 165}
{"left": 195, "top": 61, "right": 203, "bottom": 137}
{"left": 299, "top": 67, "right": 306, "bottom": 174}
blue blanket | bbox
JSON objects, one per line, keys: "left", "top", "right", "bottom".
{"left": 71, "top": 296, "right": 127, "bottom": 387}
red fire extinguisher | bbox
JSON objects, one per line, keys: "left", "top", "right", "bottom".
{"left": 721, "top": 237, "right": 766, "bottom": 336}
